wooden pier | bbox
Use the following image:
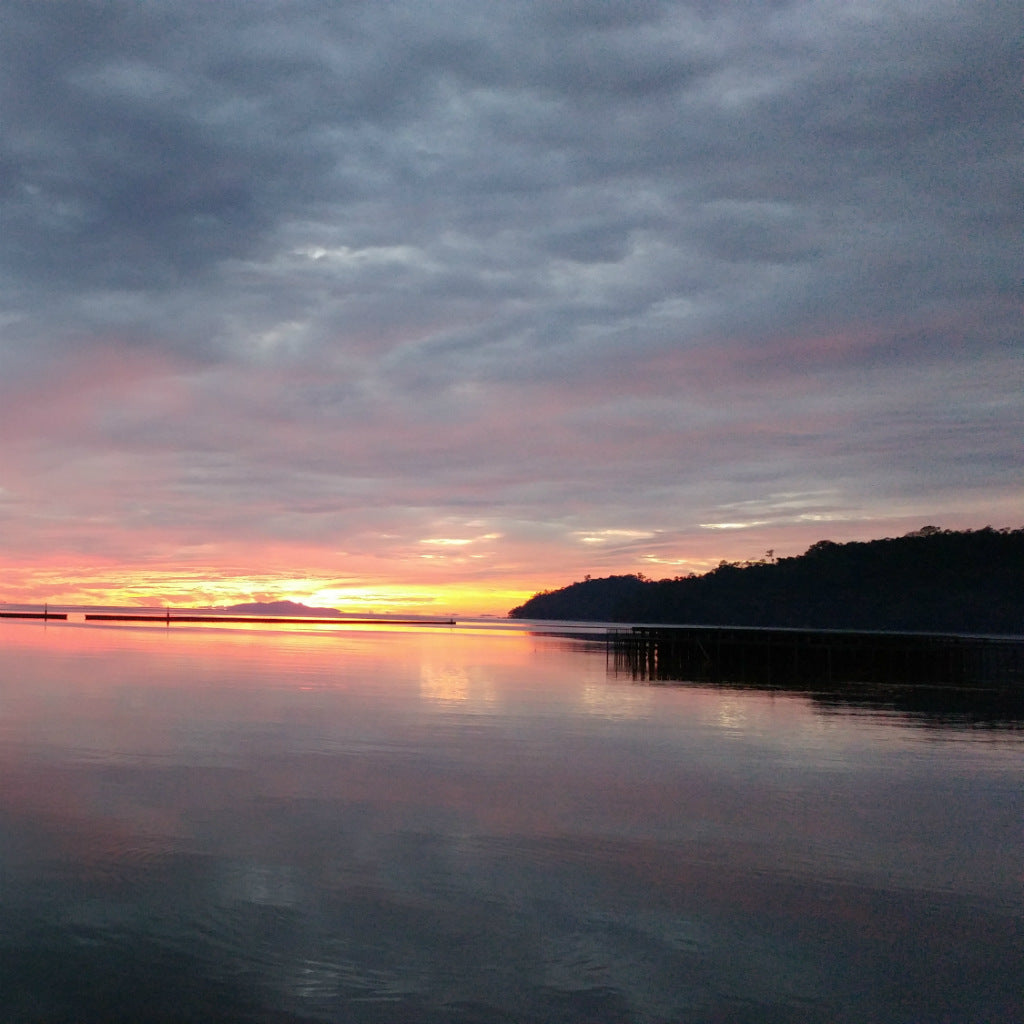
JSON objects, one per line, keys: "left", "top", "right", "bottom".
{"left": 607, "top": 625, "right": 1024, "bottom": 690}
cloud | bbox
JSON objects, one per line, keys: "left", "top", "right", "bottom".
{"left": 0, "top": 0, "right": 1020, "bottom": 610}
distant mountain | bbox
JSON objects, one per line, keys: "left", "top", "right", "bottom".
{"left": 224, "top": 600, "right": 343, "bottom": 618}
{"left": 509, "top": 527, "right": 1024, "bottom": 635}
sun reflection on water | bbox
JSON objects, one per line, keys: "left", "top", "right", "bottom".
{"left": 419, "top": 663, "right": 497, "bottom": 708}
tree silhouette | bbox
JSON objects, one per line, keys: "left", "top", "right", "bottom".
{"left": 509, "top": 527, "right": 1024, "bottom": 634}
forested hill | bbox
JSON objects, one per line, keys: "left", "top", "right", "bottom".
{"left": 509, "top": 527, "right": 1024, "bottom": 635}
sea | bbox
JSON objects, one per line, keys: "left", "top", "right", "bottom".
{"left": 0, "top": 613, "right": 1020, "bottom": 1023}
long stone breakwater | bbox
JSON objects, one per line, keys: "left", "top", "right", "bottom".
{"left": 0, "top": 610, "right": 455, "bottom": 626}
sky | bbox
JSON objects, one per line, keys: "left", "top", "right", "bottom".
{"left": 0, "top": 0, "right": 1020, "bottom": 616}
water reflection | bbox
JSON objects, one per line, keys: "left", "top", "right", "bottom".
{"left": 420, "top": 662, "right": 498, "bottom": 710}
{"left": 608, "top": 627, "right": 1024, "bottom": 729}
{"left": 579, "top": 682, "right": 653, "bottom": 720}
{"left": 0, "top": 618, "right": 1021, "bottom": 1023}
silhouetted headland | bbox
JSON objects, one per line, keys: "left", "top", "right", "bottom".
{"left": 510, "top": 526, "right": 1024, "bottom": 635}
{"left": 222, "top": 600, "right": 344, "bottom": 618}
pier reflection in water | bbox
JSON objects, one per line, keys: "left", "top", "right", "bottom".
{"left": 608, "top": 625, "right": 1024, "bottom": 726}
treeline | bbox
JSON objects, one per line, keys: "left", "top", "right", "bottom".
{"left": 509, "top": 527, "right": 1024, "bottom": 634}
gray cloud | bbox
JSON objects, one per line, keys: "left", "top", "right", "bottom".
{"left": 0, "top": 0, "right": 1020, "bottom": 602}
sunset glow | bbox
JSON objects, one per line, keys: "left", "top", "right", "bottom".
{"left": 0, "top": 563, "right": 533, "bottom": 618}
{"left": 0, "top": 2, "right": 1019, "bottom": 616}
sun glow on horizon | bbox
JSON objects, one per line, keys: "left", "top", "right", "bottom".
{"left": 3, "top": 511, "right": 992, "bottom": 618}
{"left": 0, "top": 565, "right": 534, "bottom": 618}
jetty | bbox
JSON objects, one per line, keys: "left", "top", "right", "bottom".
{"left": 607, "top": 624, "right": 1024, "bottom": 690}
{"left": 0, "top": 610, "right": 67, "bottom": 620}
{"left": 84, "top": 613, "right": 455, "bottom": 626}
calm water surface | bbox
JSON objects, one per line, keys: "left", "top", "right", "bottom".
{"left": 0, "top": 618, "right": 1020, "bottom": 1023}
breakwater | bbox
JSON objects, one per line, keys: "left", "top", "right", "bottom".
{"left": 83, "top": 613, "right": 456, "bottom": 626}
{"left": 0, "top": 610, "right": 67, "bottom": 620}
{"left": 608, "top": 625, "right": 1024, "bottom": 690}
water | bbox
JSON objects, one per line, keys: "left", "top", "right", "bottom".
{"left": 0, "top": 617, "right": 1020, "bottom": 1023}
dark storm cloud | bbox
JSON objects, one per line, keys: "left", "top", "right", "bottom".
{"left": 2, "top": 1, "right": 333, "bottom": 292}
{"left": 0, "top": 0, "right": 1020, "bottom": 596}
{"left": 4, "top": 1, "right": 1018, "bottom": 315}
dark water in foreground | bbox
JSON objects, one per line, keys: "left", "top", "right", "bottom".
{"left": 0, "top": 618, "right": 1020, "bottom": 1023}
